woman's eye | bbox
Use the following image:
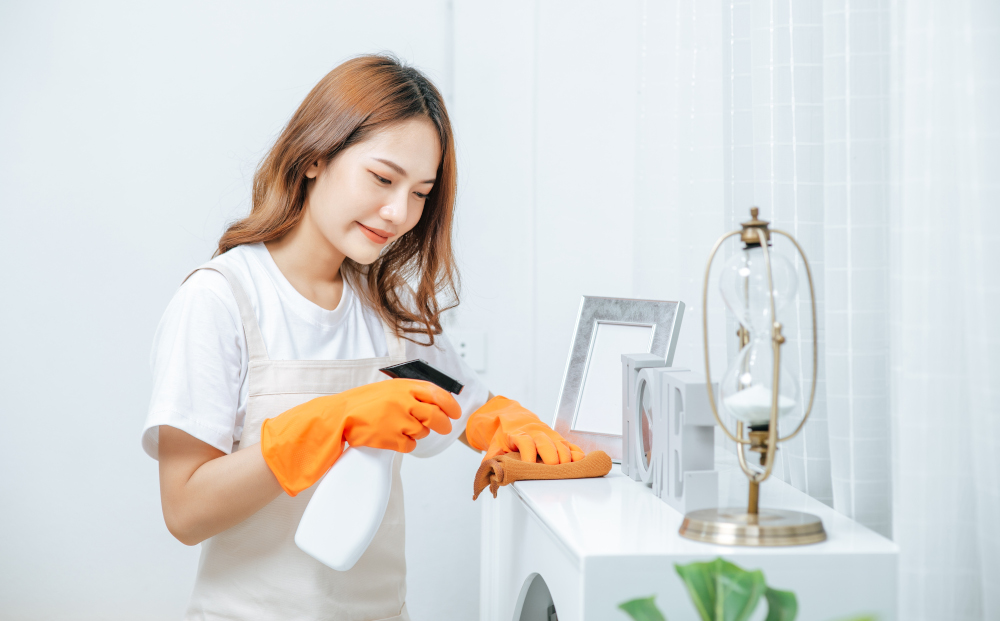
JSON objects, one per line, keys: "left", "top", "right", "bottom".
{"left": 414, "top": 191, "right": 429, "bottom": 200}
{"left": 371, "top": 172, "right": 391, "bottom": 185}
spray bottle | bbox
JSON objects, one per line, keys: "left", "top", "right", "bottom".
{"left": 295, "top": 359, "right": 464, "bottom": 571}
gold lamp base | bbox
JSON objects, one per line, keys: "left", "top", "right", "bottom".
{"left": 679, "top": 508, "right": 827, "bottom": 546}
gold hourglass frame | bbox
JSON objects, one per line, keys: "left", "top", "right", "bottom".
{"left": 678, "top": 207, "right": 826, "bottom": 546}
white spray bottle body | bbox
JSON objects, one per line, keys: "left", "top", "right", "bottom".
{"left": 294, "top": 445, "right": 397, "bottom": 571}
{"left": 295, "top": 425, "right": 455, "bottom": 571}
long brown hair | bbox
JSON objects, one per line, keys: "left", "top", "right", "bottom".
{"left": 217, "top": 55, "right": 459, "bottom": 345}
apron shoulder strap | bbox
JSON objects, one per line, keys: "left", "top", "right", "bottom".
{"left": 381, "top": 321, "right": 407, "bottom": 362}
{"left": 183, "top": 264, "right": 270, "bottom": 362}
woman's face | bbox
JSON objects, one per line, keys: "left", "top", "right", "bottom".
{"left": 302, "top": 117, "right": 442, "bottom": 265}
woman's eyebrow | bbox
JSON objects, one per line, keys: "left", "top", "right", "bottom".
{"left": 371, "top": 157, "right": 436, "bottom": 184}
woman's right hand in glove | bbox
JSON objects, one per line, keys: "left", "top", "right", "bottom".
{"left": 260, "top": 379, "right": 461, "bottom": 496}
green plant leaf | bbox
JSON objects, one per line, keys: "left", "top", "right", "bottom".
{"left": 618, "top": 596, "right": 667, "bottom": 621}
{"left": 675, "top": 560, "right": 717, "bottom": 621}
{"left": 763, "top": 587, "right": 798, "bottom": 621}
{"left": 675, "top": 558, "right": 766, "bottom": 621}
{"left": 717, "top": 567, "right": 766, "bottom": 621}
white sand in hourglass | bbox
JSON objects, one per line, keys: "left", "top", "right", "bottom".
{"left": 723, "top": 384, "right": 796, "bottom": 426}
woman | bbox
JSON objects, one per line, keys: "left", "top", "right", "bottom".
{"left": 141, "top": 55, "right": 583, "bottom": 620}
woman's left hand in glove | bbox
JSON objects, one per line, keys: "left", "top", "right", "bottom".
{"left": 465, "top": 396, "right": 585, "bottom": 465}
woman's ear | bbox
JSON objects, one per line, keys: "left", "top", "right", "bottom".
{"left": 304, "top": 160, "right": 322, "bottom": 179}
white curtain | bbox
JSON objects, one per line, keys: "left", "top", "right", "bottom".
{"left": 639, "top": 0, "right": 999, "bottom": 617}
{"left": 721, "top": 0, "right": 835, "bottom": 506}
{"left": 634, "top": 0, "right": 729, "bottom": 373}
{"left": 823, "top": 0, "right": 894, "bottom": 538}
{"left": 889, "top": 0, "right": 1000, "bottom": 618}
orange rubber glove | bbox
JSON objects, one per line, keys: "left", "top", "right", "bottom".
{"left": 465, "top": 396, "right": 585, "bottom": 465}
{"left": 260, "top": 379, "right": 461, "bottom": 496}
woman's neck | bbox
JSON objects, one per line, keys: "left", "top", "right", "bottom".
{"left": 265, "top": 211, "right": 346, "bottom": 311}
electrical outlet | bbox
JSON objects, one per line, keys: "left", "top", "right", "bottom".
{"left": 448, "top": 329, "right": 487, "bottom": 372}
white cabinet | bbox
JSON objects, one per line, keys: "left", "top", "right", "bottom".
{"left": 480, "top": 455, "right": 897, "bottom": 621}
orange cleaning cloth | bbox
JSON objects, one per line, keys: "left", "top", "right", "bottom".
{"left": 473, "top": 450, "right": 613, "bottom": 500}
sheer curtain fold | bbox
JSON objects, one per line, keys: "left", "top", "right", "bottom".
{"left": 822, "top": 0, "right": 893, "bottom": 538}
{"left": 889, "top": 0, "right": 1000, "bottom": 618}
{"left": 634, "top": 0, "right": 727, "bottom": 372}
{"left": 723, "top": 0, "right": 833, "bottom": 505}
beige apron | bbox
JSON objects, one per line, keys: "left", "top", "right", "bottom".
{"left": 184, "top": 264, "right": 410, "bottom": 621}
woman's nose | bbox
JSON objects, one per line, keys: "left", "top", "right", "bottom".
{"left": 379, "top": 196, "right": 408, "bottom": 225}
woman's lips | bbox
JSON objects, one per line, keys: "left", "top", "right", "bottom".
{"left": 357, "top": 222, "right": 390, "bottom": 244}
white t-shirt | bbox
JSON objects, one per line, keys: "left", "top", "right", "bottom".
{"left": 141, "top": 242, "right": 490, "bottom": 460}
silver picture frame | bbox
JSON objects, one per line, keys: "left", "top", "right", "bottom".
{"left": 551, "top": 296, "right": 684, "bottom": 461}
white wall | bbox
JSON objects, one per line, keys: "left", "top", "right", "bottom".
{"left": 0, "top": 1, "right": 717, "bottom": 619}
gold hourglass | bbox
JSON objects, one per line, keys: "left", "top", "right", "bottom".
{"left": 679, "top": 207, "right": 826, "bottom": 546}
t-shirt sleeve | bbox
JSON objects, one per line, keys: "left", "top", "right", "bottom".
{"left": 141, "top": 270, "right": 246, "bottom": 460}
{"left": 406, "top": 331, "right": 491, "bottom": 458}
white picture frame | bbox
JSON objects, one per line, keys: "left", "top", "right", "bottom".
{"left": 551, "top": 296, "right": 684, "bottom": 460}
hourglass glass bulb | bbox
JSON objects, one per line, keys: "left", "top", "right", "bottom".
{"left": 719, "top": 340, "right": 801, "bottom": 426}
{"left": 719, "top": 243, "right": 798, "bottom": 333}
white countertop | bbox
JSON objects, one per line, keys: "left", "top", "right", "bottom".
{"left": 508, "top": 453, "right": 898, "bottom": 563}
